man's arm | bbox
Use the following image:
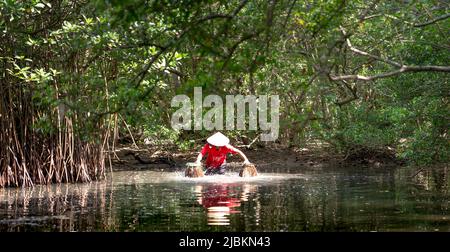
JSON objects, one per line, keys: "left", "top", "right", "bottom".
{"left": 227, "top": 144, "right": 250, "bottom": 164}
{"left": 195, "top": 153, "right": 203, "bottom": 164}
{"left": 195, "top": 144, "right": 208, "bottom": 164}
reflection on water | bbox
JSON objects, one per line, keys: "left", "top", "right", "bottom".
{"left": 0, "top": 166, "right": 449, "bottom": 231}
{"left": 194, "top": 184, "right": 258, "bottom": 226}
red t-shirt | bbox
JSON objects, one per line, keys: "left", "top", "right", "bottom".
{"left": 200, "top": 144, "right": 237, "bottom": 168}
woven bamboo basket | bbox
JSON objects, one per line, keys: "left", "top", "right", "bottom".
{"left": 239, "top": 163, "right": 258, "bottom": 177}
{"left": 185, "top": 162, "right": 204, "bottom": 177}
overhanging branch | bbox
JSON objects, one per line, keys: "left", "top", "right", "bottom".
{"left": 330, "top": 28, "right": 450, "bottom": 81}
{"left": 330, "top": 65, "right": 450, "bottom": 81}
{"left": 414, "top": 13, "right": 450, "bottom": 27}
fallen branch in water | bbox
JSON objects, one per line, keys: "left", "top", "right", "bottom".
{"left": 118, "top": 113, "right": 139, "bottom": 149}
{"left": 410, "top": 167, "right": 425, "bottom": 178}
{"left": 125, "top": 152, "right": 176, "bottom": 167}
{"left": 237, "top": 134, "right": 261, "bottom": 149}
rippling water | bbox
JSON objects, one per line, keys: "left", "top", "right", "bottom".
{"left": 0, "top": 165, "right": 448, "bottom": 231}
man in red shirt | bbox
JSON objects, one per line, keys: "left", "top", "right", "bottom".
{"left": 194, "top": 132, "right": 251, "bottom": 175}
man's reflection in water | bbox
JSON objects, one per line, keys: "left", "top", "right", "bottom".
{"left": 194, "top": 184, "right": 257, "bottom": 226}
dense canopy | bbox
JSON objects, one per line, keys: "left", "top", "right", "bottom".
{"left": 1, "top": 0, "right": 449, "bottom": 187}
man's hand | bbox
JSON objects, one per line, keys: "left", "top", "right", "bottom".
{"left": 194, "top": 153, "right": 203, "bottom": 166}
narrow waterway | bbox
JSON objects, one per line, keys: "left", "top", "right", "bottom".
{"left": 0, "top": 165, "right": 448, "bottom": 231}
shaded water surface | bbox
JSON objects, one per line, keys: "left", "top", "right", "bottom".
{"left": 0, "top": 165, "right": 448, "bottom": 231}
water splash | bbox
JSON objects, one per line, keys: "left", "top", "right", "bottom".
{"left": 172, "top": 171, "right": 308, "bottom": 184}
{"left": 111, "top": 170, "right": 308, "bottom": 185}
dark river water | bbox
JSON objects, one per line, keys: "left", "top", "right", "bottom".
{"left": 0, "top": 165, "right": 448, "bottom": 231}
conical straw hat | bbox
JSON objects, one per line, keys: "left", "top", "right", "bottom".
{"left": 206, "top": 132, "right": 229, "bottom": 147}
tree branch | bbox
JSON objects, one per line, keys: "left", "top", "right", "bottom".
{"left": 330, "top": 28, "right": 450, "bottom": 82}
{"left": 118, "top": 42, "right": 167, "bottom": 50}
{"left": 341, "top": 27, "right": 401, "bottom": 68}
{"left": 196, "top": 13, "right": 232, "bottom": 23}
{"left": 132, "top": 12, "right": 236, "bottom": 89}
{"left": 335, "top": 80, "right": 358, "bottom": 106}
{"left": 414, "top": 13, "right": 450, "bottom": 27}
{"left": 221, "top": 29, "right": 264, "bottom": 71}
{"left": 330, "top": 65, "right": 450, "bottom": 81}
{"left": 231, "top": 0, "right": 249, "bottom": 17}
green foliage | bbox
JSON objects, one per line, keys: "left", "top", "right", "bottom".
{"left": 143, "top": 125, "right": 179, "bottom": 145}
{"left": 333, "top": 106, "right": 398, "bottom": 150}
{"left": 2, "top": 0, "right": 448, "bottom": 167}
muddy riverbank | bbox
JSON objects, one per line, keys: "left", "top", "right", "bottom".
{"left": 110, "top": 143, "right": 401, "bottom": 172}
